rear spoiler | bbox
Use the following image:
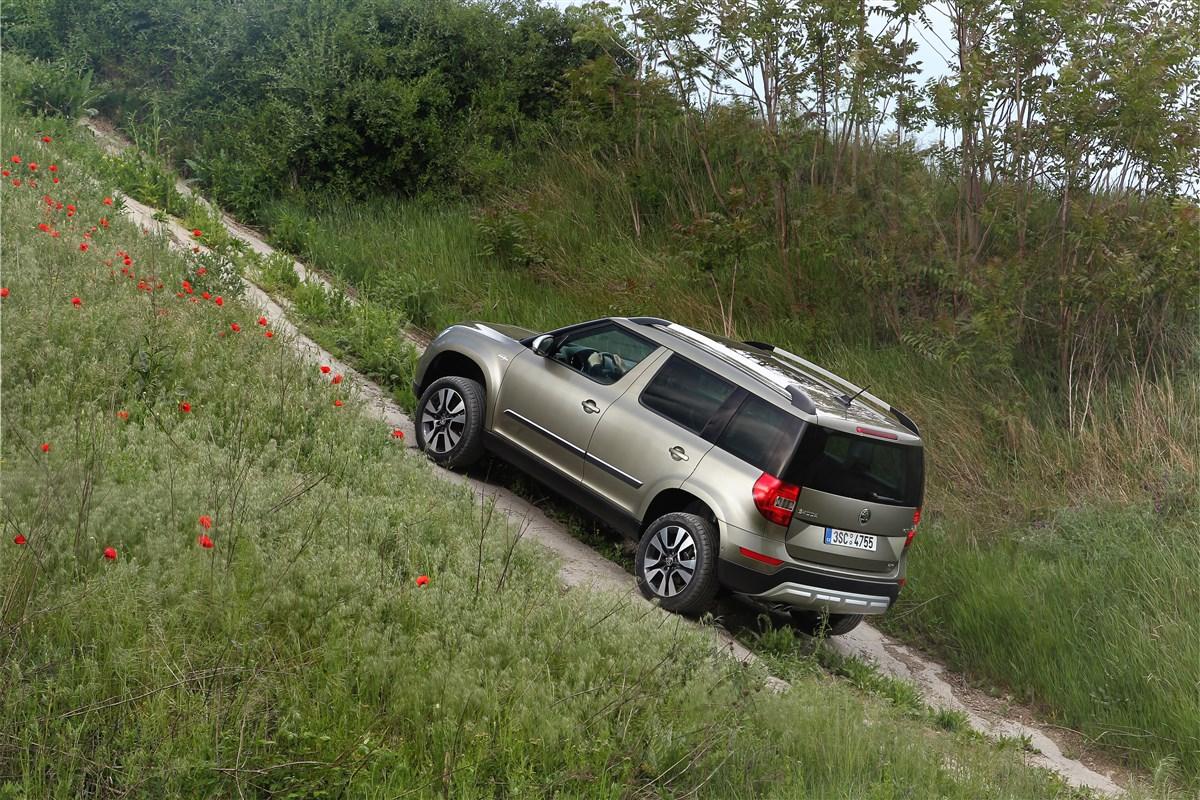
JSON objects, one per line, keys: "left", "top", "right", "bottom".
{"left": 746, "top": 341, "right": 920, "bottom": 437}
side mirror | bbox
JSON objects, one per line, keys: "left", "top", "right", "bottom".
{"left": 531, "top": 334, "right": 555, "bottom": 357}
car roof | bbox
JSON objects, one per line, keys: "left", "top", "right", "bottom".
{"left": 615, "top": 317, "right": 920, "bottom": 443}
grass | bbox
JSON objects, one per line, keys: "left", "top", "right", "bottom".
{"left": 52, "top": 105, "right": 1200, "bottom": 782}
{"left": 0, "top": 110, "right": 1139, "bottom": 799}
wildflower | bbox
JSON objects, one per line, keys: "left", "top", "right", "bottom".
{"left": 40, "top": 443, "right": 50, "bottom": 453}
{"left": 214, "top": 296, "right": 223, "bottom": 307}
{"left": 0, "top": 287, "right": 8, "bottom": 299}
{"left": 176, "top": 292, "right": 184, "bottom": 298}
{"left": 416, "top": 575, "right": 430, "bottom": 587}
{"left": 52, "top": 177, "right": 59, "bottom": 184}
{"left": 51, "top": 231, "right": 61, "bottom": 238}
{"left": 332, "top": 374, "right": 343, "bottom": 385}
{"left": 103, "top": 197, "right": 113, "bottom": 206}
{"left": 13, "top": 534, "right": 27, "bottom": 546}
{"left": 1, "top": 170, "right": 8, "bottom": 177}
{"left": 198, "top": 533, "right": 214, "bottom": 549}
{"left": 196, "top": 267, "right": 206, "bottom": 276}
{"left": 392, "top": 429, "right": 405, "bottom": 440}
{"left": 230, "top": 322, "right": 241, "bottom": 333}
{"left": 117, "top": 410, "right": 129, "bottom": 421}
{"left": 137, "top": 280, "right": 148, "bottom": 291}
{"left": 38, "top": 223, "right": 49, "bottom": 232}
{"left": 265, "top": 330, "right": 274, "bottom": 339}
{"left": 320, "top": 365, "right": 331, "bottom": 374}
{"left": 334, "top": 399, "right": 344, "bottom": 407}
{"left": 49, "top": 164, "right": 57, "bottom": 172}
{"left": 202, "top": 292, "right": 211, "bottom": 300}
{"left": 103, "top": 547, "right": 118, "bottom": 561}
{"left": 179, "top": 402, "right": 191, "bottom": 413}
{"left": 257, "top": 316, "right": 267, "bottom": 326}
{"left": 71, "top": 296, "right": 81, "bottom": 306}
{"left": 100, "top": 217, "right": 109, "bottom": 228}
{"left": 79, "top": 243, "right": 89, "bottom": 252}
{"left": 10, "top": 155, "right": 20, "bottom": 164}
{"left": 199, "top": 515, "right": 213, "bottom": 529}
{"left": 192, "top": 229, "right": 202, "bottom": 238}
{"left": 123, "top": 257, "right": 133, "bottom": 267}
{"left": 12, "top": 179, "right": 21, "bottom": 187}
{"left": 41, "top": 136, "right": 51, "bottom": 143}
{"left": 66, "top": 204, "right": 75, "bottom": 213}
{"left": 28, "top": 163, "right": 37, "bottom": 171}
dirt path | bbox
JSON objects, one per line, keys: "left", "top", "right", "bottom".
{"left": 87, "top": 120, "right": 1129, "bottom": 797}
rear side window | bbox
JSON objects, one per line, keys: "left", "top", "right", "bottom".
{"left": 716, "top": 395, "right": 803, "bottom": 475}
{"left": 641, "top": 356, "right": 736, "bottom": 434}
{"left": 785, "top": 426, "right": 924, "bottom": 507}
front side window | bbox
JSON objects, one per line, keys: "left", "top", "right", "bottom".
{"left": 551, "top": 324, "right": 657, "bottom": 385}
{"left": 640, "top": 356, "right": 736, "bottom": 434}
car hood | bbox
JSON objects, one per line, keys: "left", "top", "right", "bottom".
{"left": 471, "top": 322, "right": 539, "bottom": 341}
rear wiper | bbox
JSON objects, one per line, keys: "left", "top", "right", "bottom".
{"left": 869, "top": 492, "right": 903, "bottom": 504}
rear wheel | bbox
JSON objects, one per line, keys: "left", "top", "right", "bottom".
{"left": 415, "top": 376, "right": 485, "bottom": 469}
{"left": 789, "top": 610, "right": 864, "bottom": 637}
{"left": 635, "top": 512, "right": 718, "bottom": 615}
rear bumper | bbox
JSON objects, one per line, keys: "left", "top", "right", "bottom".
{"left": 717, "top": 558, "right": 899, "bottom": 616}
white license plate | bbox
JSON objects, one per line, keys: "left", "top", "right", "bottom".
{"left": 824, "top": 528, "right": 876, "bottom": 551}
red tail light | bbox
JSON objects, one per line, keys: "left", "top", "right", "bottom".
{"left": 904, "top": 507, "right": 921, "bottom": 549}
{"left": 753, "top": 472, "right": 800, "bottom": 527}
{"left": 738, "top": 546, "right": 784, "bottom": 567}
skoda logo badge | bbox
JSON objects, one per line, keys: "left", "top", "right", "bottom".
{"left": 859, "top": 508, "right": 871, "bottom": 525}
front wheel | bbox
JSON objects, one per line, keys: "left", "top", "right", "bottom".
{"left": 789, "top": 610, "right": 864, "bottom": 637}
{"left": 415, "top": 376, "right": 485, "bottom": 469}
{"left": 635, "top": 512, "right": 718, "bottom": 615}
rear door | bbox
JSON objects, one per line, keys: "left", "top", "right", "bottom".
{"left": 492, "top": 322, "right": 660, "bottom": 481}
{"left": 783, "top": 426, "right": 924, "bottom": 572}
{"left": 583, "top": 355, "right": 739, "bottom": 519}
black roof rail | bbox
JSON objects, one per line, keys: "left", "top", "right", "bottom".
{"left": 889, "top": 407, "right": 920, "bottom": 436}
{"left": 743, "top": 340, "right": 774, "bottom": 351}
{"left": 786, "top": 385, "right": 817, "bottom": 415}
{"left": 628, "top": 316, "right": 670, "bottom": 326}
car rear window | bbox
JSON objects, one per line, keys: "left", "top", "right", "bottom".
{"left": 640, "top": 356, "right": 736, "bottom": 434}
{"left": 716, "top": 395, "right": 803, "bottom": 475}
{"left": 784, "top": 426, "right": 924, "bottom": 507}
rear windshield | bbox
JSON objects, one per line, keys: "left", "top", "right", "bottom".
{"left": 784, "top": 426, "right": 924, "bottom": 507}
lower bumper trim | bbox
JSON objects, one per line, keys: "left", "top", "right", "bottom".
{"left": 750, "top": 582, "right": 892, "bottom": 614}
{"left": 717, "top": 557, "right": 899, "bottom": 614}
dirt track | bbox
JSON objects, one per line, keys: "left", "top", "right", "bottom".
{"left": 88, "top": 119, "right": 1129, "bottom": 797}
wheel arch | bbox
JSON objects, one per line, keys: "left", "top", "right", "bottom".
{"left": 641, "top": 488, "right": 718, "bottom": 535}
{"left": 417, "top": 350, "right": 488, "bottom": 399}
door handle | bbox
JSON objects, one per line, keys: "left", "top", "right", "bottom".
{"left": 669, "top": 445, "right": 689, "bottom": 461}
{"left": 581, "top": 399, "right": 601, "bottom": 414}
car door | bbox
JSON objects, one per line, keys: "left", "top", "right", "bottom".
{"left": 582, "top": 354, "right": 742, "bottom": 519}
{"left": 492, "top": 322, "right": 661, "bottom": 481}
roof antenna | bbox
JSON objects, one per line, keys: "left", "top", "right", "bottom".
{"left": 840, "top": 385, "right": 870, "bottom": 407}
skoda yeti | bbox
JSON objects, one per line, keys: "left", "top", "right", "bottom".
{"left": 412, "top": 317, "right": 924, "bottom": 635}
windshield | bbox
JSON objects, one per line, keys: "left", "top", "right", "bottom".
{"left": 784, "top": 426, "right": 924, "bottom": 507}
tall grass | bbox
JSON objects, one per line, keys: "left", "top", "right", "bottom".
{"left": 0, "top": 112, "right": 1117, "bottom": 799}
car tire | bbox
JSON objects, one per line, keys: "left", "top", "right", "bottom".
{"left": 789, "top": 610, "right": 864, "bottom": 637}
{"left": 415, "top": 376, "right": 485, "bottom": 470}
{"left": 635, "top": 512, "right": 718, "bottom": 615}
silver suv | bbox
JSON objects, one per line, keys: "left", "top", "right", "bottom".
{"left": 412, "top": 317, "right": 924, "bottom": 635}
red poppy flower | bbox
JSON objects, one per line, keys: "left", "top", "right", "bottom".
{"left": 52, "top": 177, "right": 59, "bottom": 184}
{"left": 416, "top": 575, "right": 430, "bottom": 587}
{"left": 103, "top": 197, "right": 113, "bottom": 206}
{"left": 179, "top": 402, "right": 192, "bottom": 413}
{"left": 38, "top": 223, "right": 49, "bottom": 232}
{"left": 196, "top": 267, "right": 206, "bottom": 276}
{"left": 103, "top": 547, "right": 118, "bottom": 561}
{"left": 265, "top": 330, "right": 274, "bottom": 339}
{"left": 79, "top": 242, "right": 89, "bottom": 252}
{"left": 198, "top": 533, "right": 214, "bottom": 549}
{"left": 117, "top": 410, "right": 129, "bottom": 421}
{"left": 192, "top": 229, "right": 202, "bottom": 238}
{"left": 257, "top": 316, "right": 267, "bottom": 326}
{"left": 214, "top": 296, "right": 223, "bottom": 307}
{"left": 54, "top": 201, "right": 62, "bottom": 210}
{"left": 49, "top": 164, "right": 57, "bottom": 172}
{"left": 176, "top": 292, "right": 184, "bottom": 298}
{"left": 71, "top": 296, "right": 81, "bottom": 306}
{"left": 230, "top": 322, "right": 241, "bottom": 333}
{"left": 13, "top": 534, "right": 27, "bottom": 546}
{"left": 41, "top": 136, "right": 51, "bottom": 143}
{"left": 123, "top": 257, "right": 133, "bottom": 267}
{"left": 332, "top": 374, "right": 344, "bottom": 385}
{"left": 1, "top": 170, "right": 9, "bottom": 177}
{"left": 51, "top": 231, "right": 61, "bottom": 238}
{"left": 66, "top": 203, "right": 75, "bottom": 213}
{"left": 199, "top": 515, "right": 213, "bottom": 529}
{"left": 137, "top": 280, "right": 148, "bottom": 291}
{"left": 202, "top": 292, "right": 211, "bottom": 300}
{"left": 100, "top": 217, "right": 109, "bottom": 228}
{"left": 28, "top": 163, "right": 37, "bottom": 171}
{"left": 10, "top": 155, "right": 20, "bottom": 164}
{"left": 0, "top": 287, "right": 8, "bottom": 299}
{"left": 40, "top": 443, "right": 50, "bottom": 453}
{"left": 12, "top": 179, "right": 21, "bottom": 187}
{"left": 392, "top": 429, "right": 405, "bottom": 439}
{"left": 334, "top": 399, "right": 344, "bottom": 407}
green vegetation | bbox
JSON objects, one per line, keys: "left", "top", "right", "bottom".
{"left": 2, "top": 0, "right": 1198, "bottom": 785}
{"left": 0, "top": 109, "right": 1119, "bottom": 800}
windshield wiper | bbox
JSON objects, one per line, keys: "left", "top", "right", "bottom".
{"left": 869, "top": 491, "right": 903, "bottom": 504}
